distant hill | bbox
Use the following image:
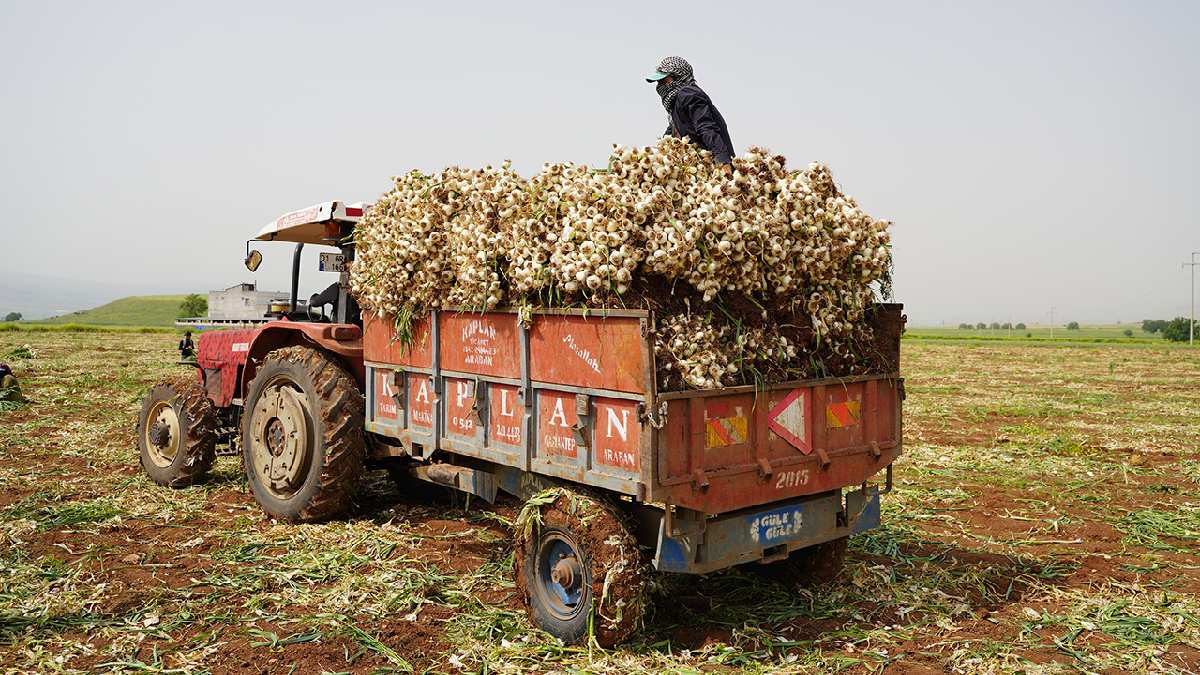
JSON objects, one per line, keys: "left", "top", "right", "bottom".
{"left": 41, "top": 295, "right": 189, "bottom": 327}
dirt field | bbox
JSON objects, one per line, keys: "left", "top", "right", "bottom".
{"left": 1, "top": 332, "right": 1198, "bottom": 673}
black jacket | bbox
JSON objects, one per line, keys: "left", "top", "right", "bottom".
{"left": 664, "top": 84, "right": 735, "bottom": 164}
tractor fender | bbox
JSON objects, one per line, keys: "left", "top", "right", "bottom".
{"left": 241, "top": 322, "right": 365, "bottom": 402}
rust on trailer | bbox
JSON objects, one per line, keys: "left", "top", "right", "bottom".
{"left": 529, "top": 315, "right": 646, "bottom": 394}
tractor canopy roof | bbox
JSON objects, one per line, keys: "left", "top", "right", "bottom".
{"left": 254, "top": 201, "right": 370, "bottom": 245}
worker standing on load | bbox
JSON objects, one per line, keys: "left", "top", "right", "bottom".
{"left": 647, "top": 56, "right": 735, "bottom": 170}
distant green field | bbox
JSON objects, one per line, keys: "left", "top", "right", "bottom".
{"left": 39, "top": 295, "right": 188, "bottom": 327}
{"left": 0, "top": 323, "right": 174, "bottom": 334}
{"left": 904, "top": 323, "right": 1187, "bottom": 346}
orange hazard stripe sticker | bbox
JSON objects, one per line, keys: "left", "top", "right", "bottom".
{"left": 826, "top": 400, "right": 861, "bottom": 428}
{"left": 706, "top": 416, "right": 748, "bottom": 448}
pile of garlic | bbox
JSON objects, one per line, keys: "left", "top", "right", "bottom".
{"left": 653, "top": 312, "right": 804, "bottom": 389}
{"left": 351, "top": 137, "right": 893, "bottom": 388}
{"left": 654, "top": 314, "right": 732, "bottom": 390}
{"left": 353, "top": 164, "right": 526, "bottom": 314}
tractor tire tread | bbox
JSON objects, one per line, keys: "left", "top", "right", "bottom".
{"left": 138, "top": 378, "right": 217, "bottom": 487}
{"left": 256, "top": 347, "right": 364, "bottom": 523}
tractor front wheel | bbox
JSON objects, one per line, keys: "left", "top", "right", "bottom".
{"left": 514, "top": 489, "right": 648, "bottom": 647}
{"left": 137, "top": 378, "right": 217, "bottom": 487}
{"left": 242, "top": 347, "right": 364, "bottom": 522}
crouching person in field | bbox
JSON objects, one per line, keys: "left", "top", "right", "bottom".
{"left": 0, "top": 363, "right": 22, "bottom": 402}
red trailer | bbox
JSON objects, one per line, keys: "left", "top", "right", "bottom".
{"left": 136, "top": 203, "right": 903, "bottom": 647}
{"left": 359, "top": 306, "right": 902, "bottom": 643}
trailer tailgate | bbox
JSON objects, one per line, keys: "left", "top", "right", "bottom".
{"left": 652, "top": 375, "right": 902, "bottom": 514}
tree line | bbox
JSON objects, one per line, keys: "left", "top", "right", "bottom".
{"left": 958, "top": 322, "right": 1026, "bottom": 330}
{"left": 1143, "top": 318, "right": 1198, "bottom": 342}
{"left": 953, "top": 318, "right": 1197, "bottom": 342}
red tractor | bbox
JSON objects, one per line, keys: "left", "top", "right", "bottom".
{"left": 137, "top": 200, "right": 903, "bottom": 646}
{"left": 137, "top": 201, "right": 369, "bottom": 521}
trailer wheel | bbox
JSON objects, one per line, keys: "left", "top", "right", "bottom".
{"left": 242, "top": 347, "right": 364, "bottom": 523}
{"left": 514, "top": 489, "right": 648, "bottom": 647}
{"left": 137, "top": 378, "right": 217, "bottom": 487}
{"left": 754, "top": 536, "right": 848, "bottom": 585}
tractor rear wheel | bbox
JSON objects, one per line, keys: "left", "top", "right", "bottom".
{"left": 753, "top": 536, "right": 849, "bottom": 585}
{"left": 137, "top": 378, "right": 217, "bottom": 487}
{"left": 514, "top": 489, "right": 648, "bottom": 647}
{"left": 242, "top": 347, "right": 364, "bottom": 523}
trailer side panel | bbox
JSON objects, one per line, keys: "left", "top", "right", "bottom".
{"left": 363, "top": 307, "right": 901, "bottom": 515}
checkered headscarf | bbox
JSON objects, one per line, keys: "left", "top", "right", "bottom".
{"left": 654, "top": 56, "right": 695, "bottom": 114}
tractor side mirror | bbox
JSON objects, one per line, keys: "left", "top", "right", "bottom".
{"left": 244, "top": 249, "right": 263, "bottom": 272}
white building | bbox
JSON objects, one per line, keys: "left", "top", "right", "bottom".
{"left": 207, "top": 283, "right": 289, "bottom": 321}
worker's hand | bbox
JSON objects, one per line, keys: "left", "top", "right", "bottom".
{"left": 720, "top": 163, "right": 733, "bottom": 176}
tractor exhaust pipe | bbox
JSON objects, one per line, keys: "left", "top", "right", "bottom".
{"left": 290, "top": 243, "right": 304, "bottom": 313}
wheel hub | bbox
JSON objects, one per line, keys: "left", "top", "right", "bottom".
{"left": 144, "top": 400, "right": 181, "bottom": 468}
{"left": 149, "top": 421, "right": 171, "bottom": 448}
{"left": 549, "top": 554, "right": 582, "bottom": 592}
{"left": 535, "top": 533, "right": 587, "bottom": 621}
{"left": 266, "top": 418, "right": 286, "bottom": 455}
{"left": 249, "top": 381, "right": 311, "bottom": 499}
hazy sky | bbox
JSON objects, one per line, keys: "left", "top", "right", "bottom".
{"left": 1, "top": 1, "right": 1197, "bottom": 325}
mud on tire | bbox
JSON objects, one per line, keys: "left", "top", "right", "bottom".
{"left": 514, "top": 488, "right": 649, "bottom": 647}
{"left": 137, "top": 377, "right": 218, "bottom": 487}
{"left": 242, "top": 346, "right": 364, "bottom": 523}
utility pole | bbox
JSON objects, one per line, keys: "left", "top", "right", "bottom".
{"left": 1050, "top": 306, "right": 1055, "bottom": 340}
{"left": 1185, "top": 251, "right": 1200, "bottom": 346}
